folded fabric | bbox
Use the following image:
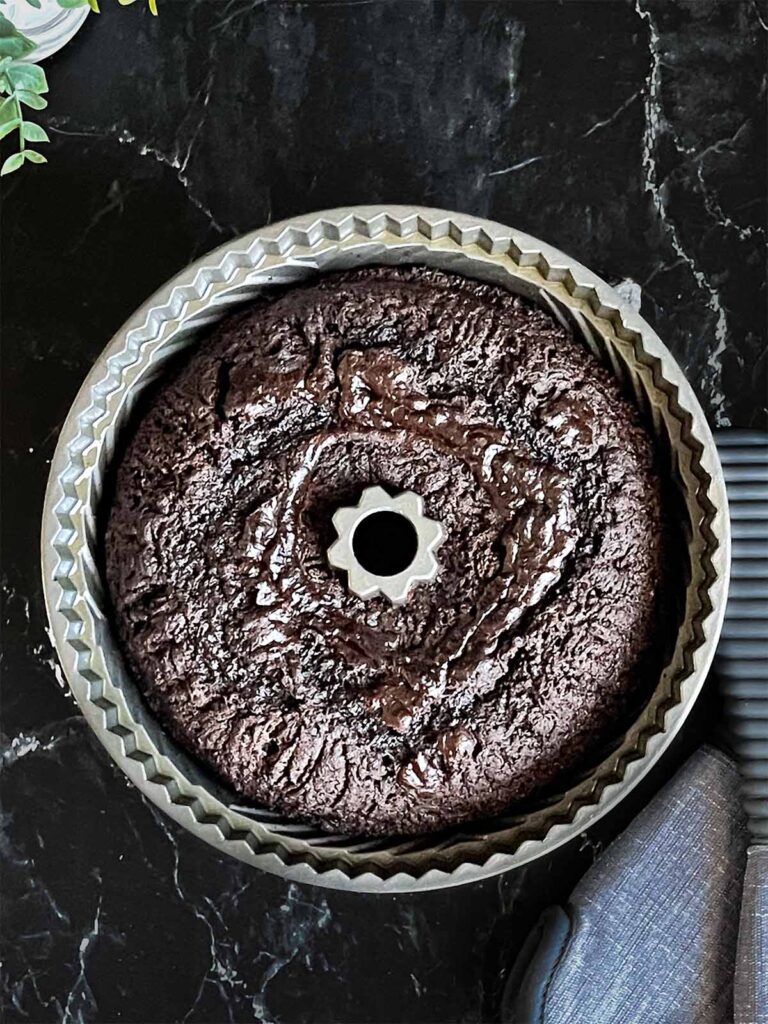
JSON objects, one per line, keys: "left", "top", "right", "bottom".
{"left": 503, "top": 746, "right": 749, "bottom": 1024}
{"left": 735, "top": 847, "right": 768, "bottom": 1024}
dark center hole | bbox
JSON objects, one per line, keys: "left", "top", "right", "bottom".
{"left": 352, "top": 511, "right": 418, "bottom": 577}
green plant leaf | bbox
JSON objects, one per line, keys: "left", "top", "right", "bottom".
{"left": 57, "top": 0, "right": 92, "bottom": 7}
{"left": 0, "top": 95, "right": 15, "bottom": 123}
{"left": 0, "top": 118, "right": 19, "bottom": 139}
{"left": 22, "top": 121, "right": 47, "bottom": 142}
{"left": 23, "top": 149, "right": 46, "bottom": 163}
{"left": 0, "top": 13, "right": 36, "bottom": 59}
{"left": 26, "top": 0, "right": 43, "bottom": 9}
{"left": 1, "top": 151, "right": 24, "bottom": 175}
{"left": 0, "top": 35, "right": 35, "bottom": 59}
{"left": 17, "top": 89, "right": 46, "bottom": 109}
{"left": 7, "top": 60, "right": 47, "bottom": 94}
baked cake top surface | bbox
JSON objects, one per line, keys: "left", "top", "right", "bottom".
{"left": 105, "top": 266, "right": 665, "bottom": 835}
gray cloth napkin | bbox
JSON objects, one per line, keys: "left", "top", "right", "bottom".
{"left": 736, "top": 848, "right": 768, "bottom": 1024}
{"left": 504, "top": 746, "right": 749, "bottom": 1024}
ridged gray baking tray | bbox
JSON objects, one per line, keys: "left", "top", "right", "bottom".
{"left": 41, "top": 207, "right": 730, "bottom": 892}
{"left": 717, "top": 431, "right": 767, "bottom": 1024}
{"left": 716, "top": 430, "right": 768, "bottom": 842}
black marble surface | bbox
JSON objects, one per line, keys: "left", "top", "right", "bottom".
{"left": 2, "top": 1, "right": 766, "bottom": 1021}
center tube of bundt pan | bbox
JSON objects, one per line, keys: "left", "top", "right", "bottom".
{"left": 326, "top": 485, "right": 445, "bottom": 605}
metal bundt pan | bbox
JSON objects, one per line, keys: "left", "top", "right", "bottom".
{"left": 41, "top": 207, "right": 730, "bottom": 892}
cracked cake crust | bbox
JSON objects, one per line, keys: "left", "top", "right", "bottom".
{"left": 105, "top": 266, "right": 666, "bottom": 835}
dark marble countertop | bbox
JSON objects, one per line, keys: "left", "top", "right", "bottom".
{"left": 2, "top": 1, "right": 765, "bottom": 1021}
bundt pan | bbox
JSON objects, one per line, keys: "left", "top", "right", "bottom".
{"left": 41, "top": 207, "right": 730, "bottom": 892}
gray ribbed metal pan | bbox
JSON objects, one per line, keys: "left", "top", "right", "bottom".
{"left": 40, "top": 207, "right": 730, "bottom": 892}
{"left": 717, "top": 431, "right": 767, "bottom": 1024}
{"left": 717, "top": 430, "right": 768, "bottom": 840}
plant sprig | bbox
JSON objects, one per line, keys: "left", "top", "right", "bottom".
{"left": 0, "top": 14, "right": 48, "bottom": 176}
{"left": 0, "top": 0, "right": 160, "bottom": 16}
{"left": 0, "top": 0, "right": 159, "bottom": 178}
{"left": 58, "top": 0, "right": 159, "bottom": 14}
